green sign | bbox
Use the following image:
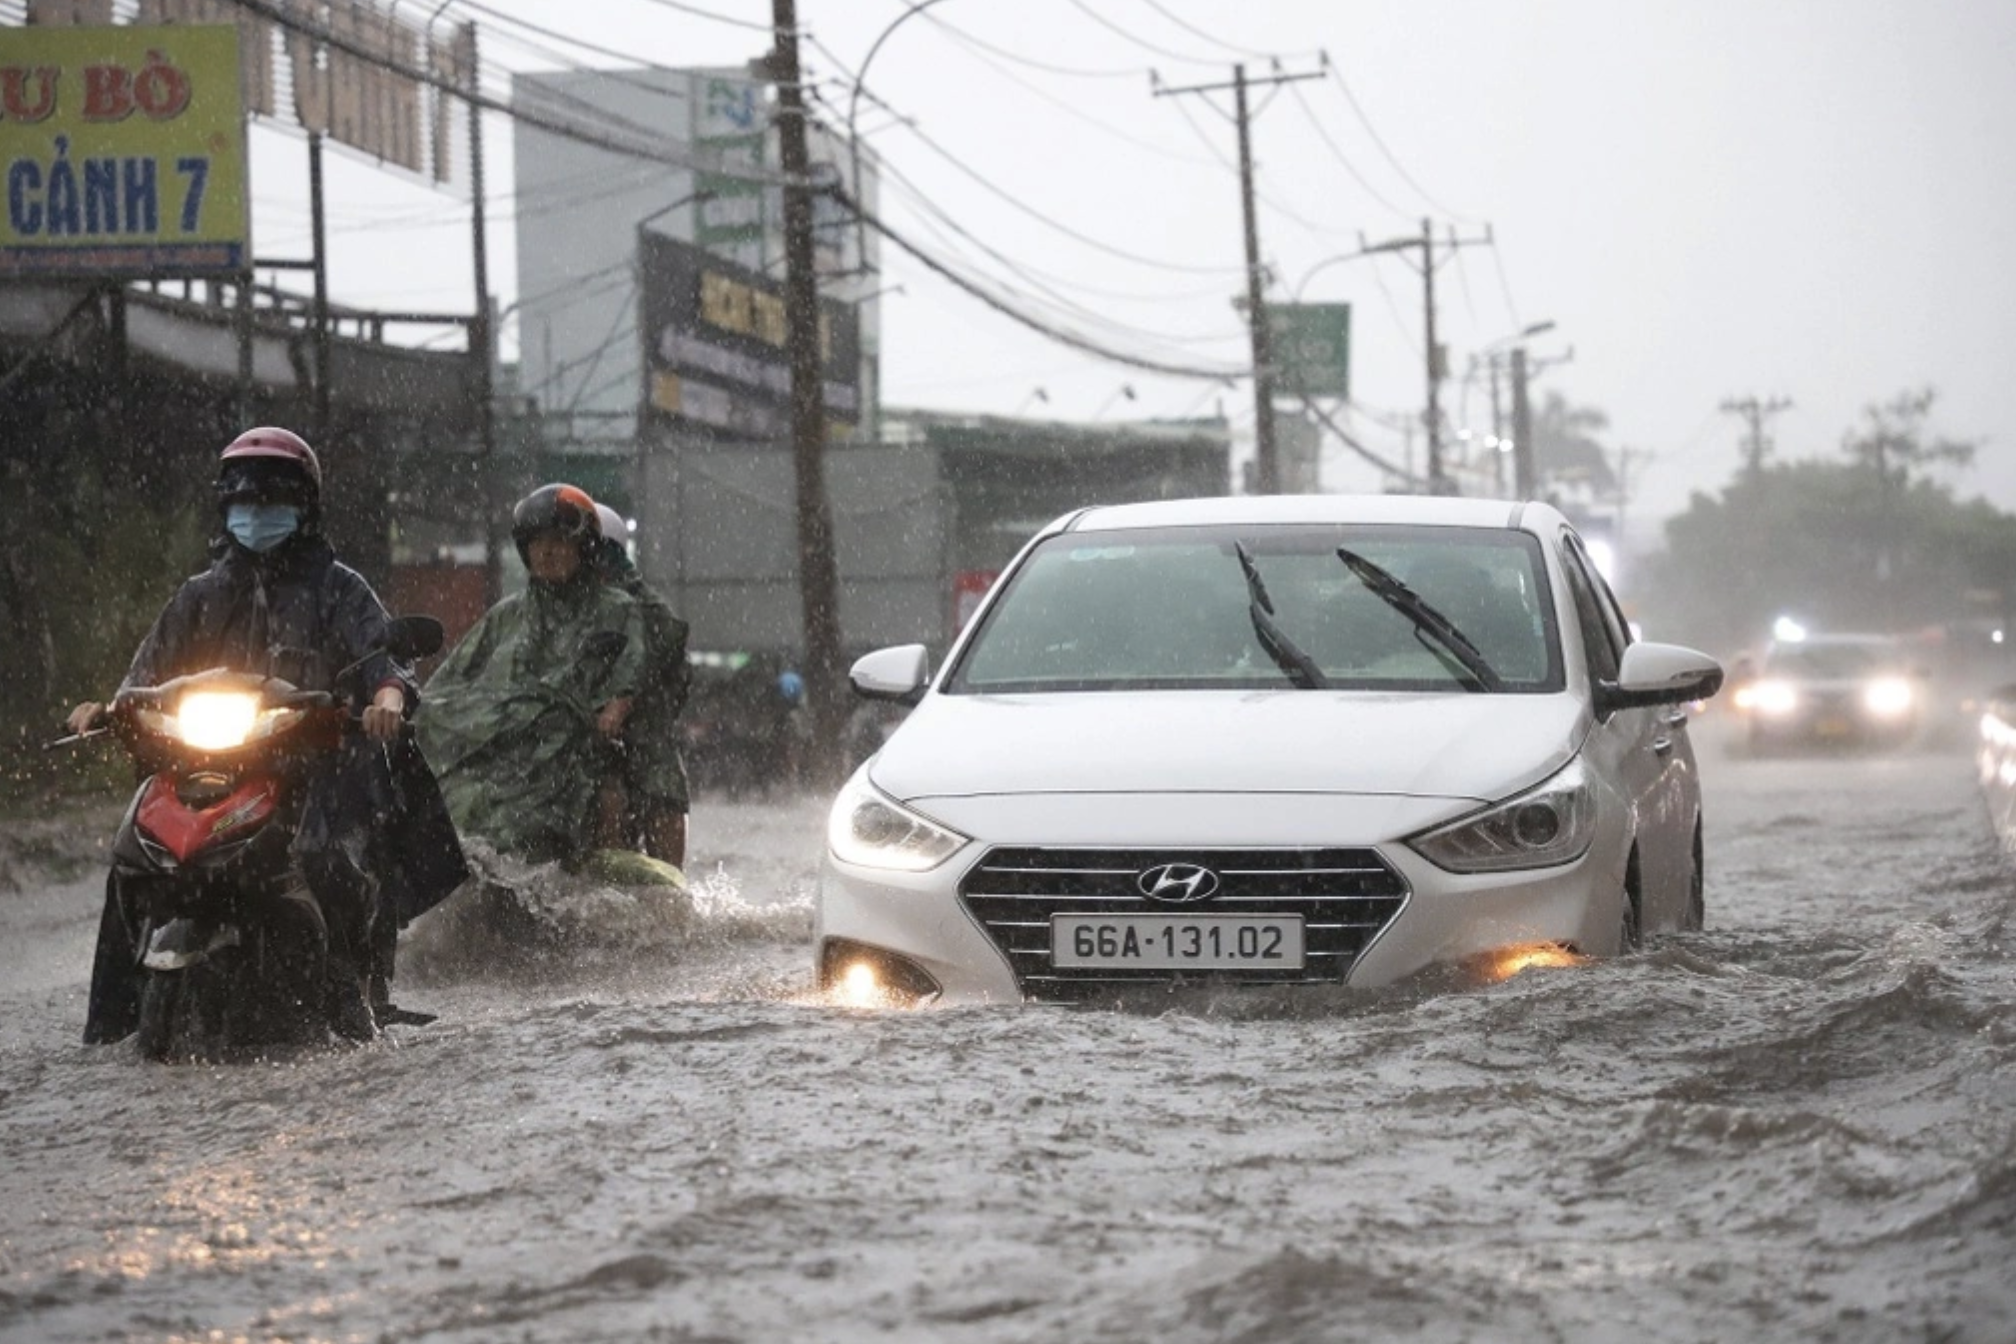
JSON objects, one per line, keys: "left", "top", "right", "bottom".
{"left": 1267, "top": 303, "right": 1351, "bottom": 400}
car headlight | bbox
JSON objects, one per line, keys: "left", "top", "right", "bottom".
{"left": 1749, "top": 679, "right": 1797, "bottom": 716}
{"left": 827, "top": 775, "right": 968, "bottom": 872}
{"left": 1862, "top": 676, "right": 1913, "bottom": 718}
{"left": 1408, "top": 757, "right": 1598, "bottom": 873}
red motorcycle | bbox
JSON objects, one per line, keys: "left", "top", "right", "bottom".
{"left": 79, "top": 617, "right": 442, "bottom": 1060}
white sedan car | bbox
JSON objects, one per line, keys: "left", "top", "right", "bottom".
{"left": 818, "top": 495, "right": 1723, "bottom": 1005}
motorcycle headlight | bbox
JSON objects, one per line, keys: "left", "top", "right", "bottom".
{"left": 172, "top": 693, "right": 302, "bottom": 751}
{"left": 827, "top": 775, "right": 968, "bottom": 872}
{"left": 1408, "top": 757, "right": 1598, "bottom": 873}
{"left": 174, "top": 691, "right": 262, "bottom": 750}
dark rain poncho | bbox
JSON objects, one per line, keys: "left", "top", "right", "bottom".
{"left": 86, "top": 534, "right": 468, "bottom": 1043}
{"left": 603, "top": 551, "right": 691, "bottom": 808}
{"left": 417, "top": 573, "right": 646, "bottom": 861}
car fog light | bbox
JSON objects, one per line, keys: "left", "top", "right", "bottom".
{"left": 820, "top": 939, "right": 941, "bottom": 1008}
{"left": 1471, "top": 943, "right": 1590, "bottom": 984}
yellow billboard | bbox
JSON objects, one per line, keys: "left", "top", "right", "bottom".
{"left": 0, "top": 24, "right": 248, "bottom": 278}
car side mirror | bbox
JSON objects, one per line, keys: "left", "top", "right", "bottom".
{"left": 385, "top": 615, "right": 445, "bottom": 662}
{"left": 851, "top": 644, "right": 931, "bottom": 705}
{"left": 1596, "top": 642, "right": 1725, "bottom": 715}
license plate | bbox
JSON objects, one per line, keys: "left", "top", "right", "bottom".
{"left": 1815, "top": 716, "right": 1853, "bottom": 737}
{"left": 1051, "top": 915, "right": 1306, "bottom": 970}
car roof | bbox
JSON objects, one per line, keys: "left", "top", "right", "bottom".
{"left": 1058, "top": 494, "right": 1562, "bottom": 536}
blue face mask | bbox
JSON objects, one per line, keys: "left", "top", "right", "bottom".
{"left": 225, "top": 502, "right": 302, "bottom": 553}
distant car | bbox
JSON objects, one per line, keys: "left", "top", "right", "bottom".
{"left": 816, "top": 495, "right": 1724, "bottom": 1006}
{"left": 1735, "top": 633, "right": 1922, "bottom": 751}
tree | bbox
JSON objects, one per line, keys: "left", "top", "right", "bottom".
{"left": 1533, "top": 391, "right": 1618, "bottom": 501}
{"left": 1843, "top": 386, "right": 1977, "bottom": 486}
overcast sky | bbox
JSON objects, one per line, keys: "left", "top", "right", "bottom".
{"left": 252, "top": 0, "right": 2016, "bottom": 545}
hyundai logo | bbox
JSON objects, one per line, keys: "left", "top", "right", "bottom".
{"left": 1136, "top": 862, "right": 1222, "bottom": 903}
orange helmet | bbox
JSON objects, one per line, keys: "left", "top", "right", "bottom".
{"left": 511, "top": 483, "right": 600, "bottom": 564}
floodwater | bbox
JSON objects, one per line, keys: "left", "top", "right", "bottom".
{"left": 2, "top": 716, "right": 2013, "bottom": 1343}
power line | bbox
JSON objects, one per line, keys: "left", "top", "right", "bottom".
{"left": 889, "top": 18, "right": 1220, "bottom": 169}
{"left": 811, "top": 69, "right": 1244, "bottom": 276}
{"left": 1285, "top": 80, "right": 1412, "bottom": 220}
{"left": 222, "top": 0, "right": 800, "bottom": 188}
{"left": 1486, "top": 239, "right": 1523, "bottom": 331}
{"left": 837, "top": 187, "right": 1247, "bottom": 380}
{"left": 633, "top": 0, "right": 778, "bottom": 34}
{"left": 1066, "top": 0, "right": 1224, "bottom": 66}
{"left": 1136, "top": 0, "right": 1280, "bottom": 59}
{"left": 1158, "top": 83, "right": 1347, "bottom": 241}
{"left": 914, "top": 12, "right": 1148, "bottom": 79}
{"left": 1322, "top": 57, "right": 1480, "bottom": 225}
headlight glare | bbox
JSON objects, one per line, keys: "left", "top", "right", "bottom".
{"left": 827, "top": 775, "right": 967, "bottom": 872}
{"left": 174, "top": 691, "right": 262, "bottom": 750}
{"left": 1409, "top": 757, "right": 1598, "bottom": 873}
{"left": 1862, "top": 676, "right": 1913, "bottom": 717}
{"left": 1750, "top": 679, "right": 1797, "bottom": 716}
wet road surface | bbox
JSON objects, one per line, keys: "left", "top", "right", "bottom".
{"left": 2, "top": 717, "right": 2012, "bottom": 1343}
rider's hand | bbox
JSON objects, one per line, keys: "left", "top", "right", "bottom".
{"left": 67, "top": 702, "right": 105, "bottom": 735}
{"left": 596, "top": 697, "right": 633, "bottom": 739}
{"left": 362, "top": 686, "right": 405, "bottom": 743}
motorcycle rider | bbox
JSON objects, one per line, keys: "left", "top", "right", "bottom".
{"left": 69, "top": 427, "right": 463, "bottom": 1044}
{"left": 418, "top": 484, "right": 647, "bottom": 863}
{"left": 589, "top": 501, "right": 691, "bottom": 867}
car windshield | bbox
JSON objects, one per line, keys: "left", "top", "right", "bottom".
{"left": 1767, "top": 641, "right": 1900, "bottom": 678}
{"left": 948, "top": 523, "right": 1562, "bottom": 694}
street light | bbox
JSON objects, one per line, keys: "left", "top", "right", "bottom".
{"left": 847, "top": 0, "right": 956, "bottom": 272}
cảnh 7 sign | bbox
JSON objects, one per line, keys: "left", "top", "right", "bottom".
{"left": 0, "top": 24, "right": 248, "bottom": 279}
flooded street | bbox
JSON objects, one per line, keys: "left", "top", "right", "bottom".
{"left": 3, "top": 717, "right": 2013, "bottom": 1344}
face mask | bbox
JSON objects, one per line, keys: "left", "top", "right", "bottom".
{"left": 225, "top": 502, "right": 302, "bottom": 553}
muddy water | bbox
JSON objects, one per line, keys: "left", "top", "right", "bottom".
{"left": 2, "top": 719, "right": 2012, "bottom": 1343}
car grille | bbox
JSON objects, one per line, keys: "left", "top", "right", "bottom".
{"left": 959, "top": 846, "right": 1409, "bottom": 1000}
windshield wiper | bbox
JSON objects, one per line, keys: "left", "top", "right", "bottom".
{"left": 1335, "top": 546, "right": 1503, "bottom": 693}
{"left": 1234, "top": 541, "right": 1329, "bottom": 689}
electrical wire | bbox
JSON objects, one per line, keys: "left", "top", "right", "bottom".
{"left": 1065, "top": 0, "right": 1223, "bottom": 67}
{"left": 1285, "top": 81, "right": 1412, "bottom": 220}
{"left": 813, "top": 71, "right": 1243, "bottom": 277}
{"left": 1323, "top": 59, "right": 1480, "bottom": 225}
{"left": 1159, "top": 88, "right": 1352, "bottom": 241}
{"left": 838, "top": 187, "right": 1247, "bottom": 380}
{"left": 1298, "top": 393, "right": 1422, "bottom": 487}
{"left": 889, "top": 21, "right": 1220, "bottom": 169}
{"left": 1135, "top": 0, "right": 1278, "bottom": 60}
{"left": 913, "top": 11, "right": 1148, "bottom": 80}
{"left": 1487, "top": 239, "right": 1523, "bottom": 331}
{"left": 632, "top": 0, "right": 777, "bottom": 35}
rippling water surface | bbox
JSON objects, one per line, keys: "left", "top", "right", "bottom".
{"left": 2, "top": 718, "right": 2012, "bottom": 1343}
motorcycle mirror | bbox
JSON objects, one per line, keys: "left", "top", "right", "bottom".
{"left": 386, "top": 615, "right": 445, "bottom": 661}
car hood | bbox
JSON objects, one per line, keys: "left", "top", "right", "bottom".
{"left": 869, "top": 690, "right": 1586, "bottom": 804}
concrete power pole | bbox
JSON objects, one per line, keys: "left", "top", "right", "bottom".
{"left": 1720, "top": 394, "right": 1793, "bottom": 479}
{"left": 1510, "top": 344, "right": 1534, "bottom": 499}
{"left": 1356, "top": 220, "right": 1492, "bottom": 492}
{"left": 1154, "top": 62, "right": 1322, "bottom": 494}
{"left": 771, "top": 0, "right": 846, "bottom": 780}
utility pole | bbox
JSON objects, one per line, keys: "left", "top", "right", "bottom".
{"left": 1720, "top": 394, "right": 1793, "bottom": 480}
{"left": 459, "top": 22, "right": 502, "bottom": 603}
{"left": 1510, "top": 344, "right": 1534, "bottom": 499}
{"left": 1153, "top": 61, "right": 1322, "bottom": 494}
{"left": 1356, "top": 220, "right": 1493, "bottom": 492}
{"left": 771, "top": 0, "right": 846, "bottom": 782}
{"left": 1486, "top": 353, "right": 1506, "bottom": 494}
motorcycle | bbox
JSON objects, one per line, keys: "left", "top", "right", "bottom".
{"left": 70, "top": 616, "right": 444, "bottom": 1061}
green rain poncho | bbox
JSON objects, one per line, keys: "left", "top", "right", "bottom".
{"left": 418, "top": 573, "right": 646, "bottom": 861}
